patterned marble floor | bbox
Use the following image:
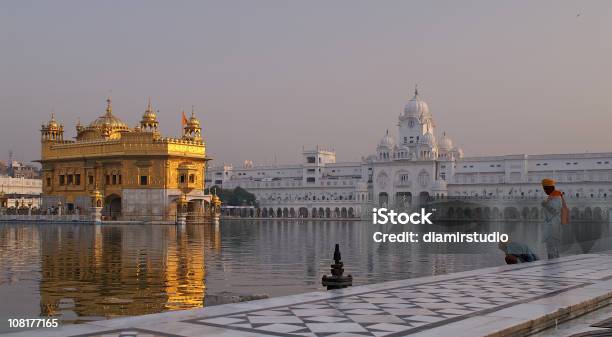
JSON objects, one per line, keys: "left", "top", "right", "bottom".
{"left": 10, "top": 252, "right": 612, "bottom": 337}
{"left": 186, "top": 274, "right": 587, "bottom": 337}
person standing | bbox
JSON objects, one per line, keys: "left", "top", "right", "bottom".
{"left": 541, "top": 178, "right": 566, "bottom": 259}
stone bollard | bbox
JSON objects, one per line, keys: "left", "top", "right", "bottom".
{"left": 322, "top": 244, "right": 353, "bottom": 290}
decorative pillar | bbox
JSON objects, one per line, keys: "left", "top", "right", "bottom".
{"left": 176, "top": 194, "right": 188, "bottom": 225}
{"left": 90, "top": 190, "right": 103, "bottom": 224}
{"left": 211, "top": 193, "right": 222, "bottom": 224}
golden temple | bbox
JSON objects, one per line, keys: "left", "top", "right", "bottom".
{"left": 39, "top": 97, "right": 217, "bottom": 221}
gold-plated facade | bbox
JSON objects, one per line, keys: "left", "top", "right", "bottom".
{"left": 39, "top": 98, "right": 215, "bottom": 220}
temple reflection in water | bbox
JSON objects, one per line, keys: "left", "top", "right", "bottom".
{"left": 0, "top": 219, "right": 609, "bottom": 328}
{"left": 37, "top": 224, "right": 220, "bottom": 320}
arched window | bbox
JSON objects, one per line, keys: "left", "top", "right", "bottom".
{"left": 418, "top": 171, "right": 430, "bottom": 188}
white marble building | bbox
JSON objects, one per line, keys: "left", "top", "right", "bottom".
{"left": 208, "top": 88, "right": 612, "bottom": 219}
{"left": 0, "top": 175, "right": 43, "bottom": 209}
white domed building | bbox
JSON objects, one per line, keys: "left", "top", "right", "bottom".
{"left": 208, "top": 86, "right": 612, "bottom": 220}
{"left": 366, "top": 87, "right": 457, "bottom": 209}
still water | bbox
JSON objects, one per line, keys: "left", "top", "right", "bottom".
{"left": 0, "top": 219, "right": 610, "bottom": 332}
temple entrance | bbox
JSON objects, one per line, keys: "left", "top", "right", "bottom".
{"left": 103, "top": 194, "right": 122, "bottom": 220}
{"left": 378, "top": 192, "right": 389, "bottom": 207}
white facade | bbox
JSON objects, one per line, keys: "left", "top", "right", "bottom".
{"left": 0, "top": 175, "right": 43, "bottom": 209}
{"left": 208, "top": 89, "right": 612, "bottom": 218}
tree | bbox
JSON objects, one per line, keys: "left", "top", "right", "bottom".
{"left": 205, "top": 185, "right": 258, "bottom": 206}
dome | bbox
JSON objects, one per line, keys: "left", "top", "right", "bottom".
{"left": 188, "top": 116, "right": 200, "bottom": 127}
{"left": 141, "top": 98, "right": 157, "bottom": 123}
{"left": 378, "top": 130, "right": 394, "bottom": 148}
{"left": 46, "top": 113, "right": 60, "bottom": 129}
{"left": 187, "top": 112, "right": 200, "bottom": 128}
{"left": 403, "top": 87, "right": 430, "bottom": 118}
{"left": 88, "top": 97, "right": 129, "bottom": 131}
{"left": 182, "top": 109, "right": 203, "bottom": 142}
{"left": 438, "top": 132, "right": 453, "bottom": 150}
{"left": 420, "top": 131, "right": 436, "bottom": 146}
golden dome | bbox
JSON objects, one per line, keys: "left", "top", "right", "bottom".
{"left": 46, "top": 112, "right": 60, "bottom": 129}
{"left": 88, "top": 97, "right": 130, "bottom": 131}
{"left": 187, "top": 112, "right": 200, "bottom": 128}
{"left": 141, "top": 97, "right": 157, "bottom": 123}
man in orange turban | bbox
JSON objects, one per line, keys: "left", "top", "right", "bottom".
{"left": 540, "top": 178, "right": 565, "bottom": 259}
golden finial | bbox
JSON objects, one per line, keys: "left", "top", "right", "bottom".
{"left": 146, "top": 97, "right": 153, "bottom": 113}
{"left": 191, "top": 105, "right": 195, "bottom": 118}
{"left": 105, "top": 96, "right": 112, "bottom": 115}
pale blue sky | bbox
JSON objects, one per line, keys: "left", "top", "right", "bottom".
{"left": 1, "top": 1, "right": 610, "bottom": 165}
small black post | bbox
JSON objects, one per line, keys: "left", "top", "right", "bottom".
{"left": 322, "top": 243, "right": 353, "bottom": 290}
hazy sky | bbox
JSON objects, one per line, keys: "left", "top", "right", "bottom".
{"left": 1, "top": 1, "right": 610, "bottom": 166}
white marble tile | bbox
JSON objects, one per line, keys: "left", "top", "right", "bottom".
{"left": 303, "top": 316, "right": 350, "bottom": 323}
{"left": 201, "top": 317, "right": 246, "bottom": 325}
{"left": 305, "top": 322, "right": 368, "bottom": 333}
{"left": 413, "top": 315, "right": 526, "bottom": 337}
{"left": 405, "top": 315, "right": 444, "bottom": 323}
{"left": 378, "top": 303, "right": 418, "bottom": 309}
{"left": 248, "top": 315, "right": 304, "bottom": 324}
{"left": 485, "top": 303, "right": 563, "bottom": 319}
{"left": 346, "top": 314, "right": 404, "bottom": 324}
{"left": 291, "top": 303, "right": 330, "bottom": 309}
{"left": 381, "top": 308, "right": 437, "bottom": 316}
{"left": 416, "top": 302, "right": 465, "bottom": 310}
{"left": 343, "top": 308, "right": 386, "bottom": 315}
{"left": 437, "top": 308, "right": 475, "bottom": 315}
{"left": 290, "top": 308, "right": 342, "bottom": 317}
{"left": 248, "top": 309, "right": 291, "bottom": 316}
{"left": 367, "top": 322, "right": 413, "bottom": 332}
{"left": 255, "top": 323, "right": 306, "bottom": 333}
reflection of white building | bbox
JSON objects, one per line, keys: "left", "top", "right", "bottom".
{"left": 208, "top": 88, "right": 612, "bottom": 218}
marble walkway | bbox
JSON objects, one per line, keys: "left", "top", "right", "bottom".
{"left": 5, "top": 252, "right": 612, "bottom": 337}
